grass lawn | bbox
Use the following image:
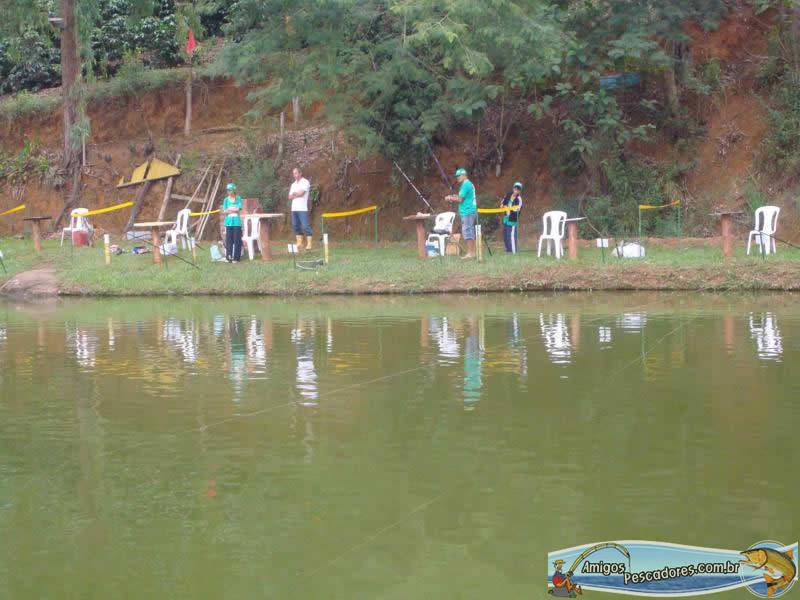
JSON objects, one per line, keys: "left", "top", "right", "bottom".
{"left": 2, "top": 235, "right": 800, "bottom": 295}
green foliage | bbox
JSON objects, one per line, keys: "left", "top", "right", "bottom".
{"left": 0, "top": 90, "right": 60, "bottom": 119}
{"left": 0, "top": 28, "right": 60, "bottom": 94}
{"left": 0, "top": 139, "right": 53, "bottom": 185}
{"left": 580, "top": 159, "right": 684, "bottom": 237}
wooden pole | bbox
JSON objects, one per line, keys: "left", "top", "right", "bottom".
{"left": 184, "top": 70, "right": 193, "bottom": 136}
{"left": 124, "top": 180, "right": 154, "bottom": 232}
{"left": 279, "top": 112, "right": 285, "bottom": 155}
{"left": 292, "top": 97, "right": 300, "bottom": 123}
{"left": 157, "top": 153, "right": 182, "bottom": 221}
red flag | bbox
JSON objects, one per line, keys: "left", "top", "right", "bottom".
{"left": 186, "top": 28, "right": 197, "bottom": 56}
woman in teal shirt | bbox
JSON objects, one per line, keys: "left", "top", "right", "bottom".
{"left": 222, "top": 183, "right": 243, "bottom": 262}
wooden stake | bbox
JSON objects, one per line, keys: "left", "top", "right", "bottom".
{"left": 124, "top": 180, "right": 154, "bottom": 232}
{"left": 292, "top": 97, "right": 300, "bottom": 123}
{"left": 184, "top": 70, "right": 193, "bottom": 136}
{"left": 279, "top": 111, "right": 285, "bottom": 155}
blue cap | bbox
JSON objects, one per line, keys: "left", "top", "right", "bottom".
{"left": 455, "top": 168, "right": 467, "bottom": 177}
{"left": 513, "top": 182, "right": 523, "bottom": 189}
{"left": 226, "top": 183, "right": 236, "bottom": 191}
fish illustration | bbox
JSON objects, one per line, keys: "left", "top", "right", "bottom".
{"left": 740, "top": 547, "right": 797, "bottom": 597}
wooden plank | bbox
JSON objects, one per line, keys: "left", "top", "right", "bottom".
{"left": 157, "top": 154, "right": 182, "bottom": 221}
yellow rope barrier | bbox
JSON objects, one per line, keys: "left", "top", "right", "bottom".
{"left": 322, "top": 205, "right": 377, "bottom": 219}
{"left": 0, "top": 203, "right": 26, "bottom": 217}
{"left": 478, "top": 207, "right": 517, "bottom": 214}
{"left": 190, "top": 209, "right": 220, "bottom": 217}
{"left": 75, "top": 201, "right": 134, "bottom": 217}
{"left": 639, "top": 200, "right": 680, "bottom": 211}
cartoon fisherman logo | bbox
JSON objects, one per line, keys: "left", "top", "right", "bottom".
{"left": 740, "top": 542, "right": 797, "bottom": 598}
{"left": 550, "top": 559, "right": 583, "bottom": 597}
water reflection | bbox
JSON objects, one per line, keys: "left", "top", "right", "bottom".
{"left": 617, "top": 312, "right": 647, "bottom": 333}
{"left": 161, "top": 317, "right": 199, "bottom": 364}
{"left": 246, "top": 316, "right": 268, "bottom": 374}
{"left": 598, "top": 326, "right": 612, "bottom": 346}
{"left": 67, "top": 325, "right": 98, "bottom": 370}
{"left": 429, "top": 316, "right": 460, "bottom": 365}
{"left": 292, "top": 319, "right": 319, "bottom": 406}
{"left": 539, "top": 313, "right": 571, "bottom": 364}
{"left": 463, "top": 317, "right": 483, "bottom": 410}
{"left": 749, "top": 312, "right": 783, "bottom": 362}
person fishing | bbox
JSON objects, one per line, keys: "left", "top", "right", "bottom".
{"left": 550, "top": 559, "right": 582, "bottom": 597}
{"left": 222, "top": 183, "right": 243, "bottom": 263}
{"left": 500, "top": 182, "right": 523, "bottom": 254}
{"left": 446, "top": 168, "right": 477, "bottom": 259}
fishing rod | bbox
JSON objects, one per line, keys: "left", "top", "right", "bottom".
{"left": 136, "top": 236, "right": 201, "bottom": 270}
{"left": 393, "top": 161, "right": 434, "bottom": 213}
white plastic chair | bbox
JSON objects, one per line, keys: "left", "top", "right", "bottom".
{"left": 747, "top": 206, "right": 780, "bottom": 255}
{"left": 242, "top": 215, "right": 261, "bottom": 260}
{"left": 165, "top": 208, "right": 191, "bottom": 250}
{"left": 537, "top": 211, "right": 567, "bottom": 258}
{"left": 426, "top": 212, "right": 456, "bottom": 256}
{"left": 61, "top": 208, "right": 93, "bottom": 246}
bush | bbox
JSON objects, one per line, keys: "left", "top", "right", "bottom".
{"left": 0, "top": 30, "right": 61, "bottom": 95}
{"left": 759, "top": 73, "right": 800, "bottom": 178}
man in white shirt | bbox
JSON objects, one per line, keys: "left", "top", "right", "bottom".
{"left": 288, "top": 167, "right": 312, "bottom": 250}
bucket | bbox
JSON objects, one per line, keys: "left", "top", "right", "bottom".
{"left": 425, "top": 242, "right": 439, "bottom": 257}
{"left": 72, "top": 229, "right": 89, "bottom": 247}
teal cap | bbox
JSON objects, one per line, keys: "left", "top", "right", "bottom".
{"left": 455, "top": 168, "right": 467, "bottom": 177}
{"left": 513, "top": 182, "right": 523, "bottom": 190}
{"left": 226, "top": 183, "right": 236, "bottom": 191}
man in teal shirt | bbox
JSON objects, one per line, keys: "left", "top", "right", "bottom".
{"left": 222, "top": 183, "right": 243, "bottom": 262}
{"left": 446, "top": 167, "right": 477, "bottom": 259}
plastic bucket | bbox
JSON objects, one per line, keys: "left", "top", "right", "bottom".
{"left": 72, "top": 230, "right": 89, "bottom": 247}
{"left": 425, "top": 243, "right": 439, "bottom": 257}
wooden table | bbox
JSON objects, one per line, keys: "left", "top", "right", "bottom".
{"left": 133, "top": 221, "right": 175, "bottom": 265}
{"left": 250, "top": 213, "right": 284, "bottom": 262}
{"left": 22, "top": 216, "right": 52, "bottom": 253}
{"left": 564, "top": 217, "right": 586, "bottom": 259}
{"left": 710, "top": 211, "right": 744, "bottom": 258}
{"left": 403, "top": 214, "right": 433, "bottom": 259}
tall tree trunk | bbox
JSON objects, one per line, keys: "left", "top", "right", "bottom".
{"left": 54, "top": 0, "right": 82, "bottom": 231}
{"left": 292, "top": 96, "right": 300, "bottom": 123}
{"left": 663, "top": 67, "right": 679, "bottom": 117}
{"left": 184, "top": 70, "right": 193, "bottom": 136}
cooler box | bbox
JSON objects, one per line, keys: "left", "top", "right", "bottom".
{"left": 72, "top": 230, "right": 89, "bottom": 247}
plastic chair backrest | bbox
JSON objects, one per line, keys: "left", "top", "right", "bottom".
{"left": 542, "top": 211, "right": 567, "bottom": 237}
{"left": 175, "top": 209, "right": 190, "bottom": 234}
{"left": 754, "top": 206, "right": 780, "bottom": 235}
{"left": 70, "top": 208, "right": 89, "bottom": 229}
{"left": 433, "top": 212, "right": 456, "bottom": 234}
{"left": 243, "top": 215, "right": 259, "bottom": 238}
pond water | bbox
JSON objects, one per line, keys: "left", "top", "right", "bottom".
{"left": 0, "top": 293, "right": 797, "bottom": 598}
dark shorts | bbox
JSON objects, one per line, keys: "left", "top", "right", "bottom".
{"left": 292, "top": 211, "right": 312, "bottom": 235}
{"left": 460, "top": 213, "right": 477, "bottom": 240}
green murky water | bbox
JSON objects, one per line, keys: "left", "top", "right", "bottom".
{"left": 0, "top": 293, "right": 797, "bottom": 598}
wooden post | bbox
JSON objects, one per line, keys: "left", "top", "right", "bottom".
{"left": 721, "top": 213, "right": 733, "bottom": 258}
{"left": 567, "top": 221, "right": 579, "bottom": 259}
{"left": 31, "top": 221, "right": 43, "bottom": 253}
{"left": 184, "top": 70, "right": 193, "bottom": 136}
{"left": 278, "top": 112, "right": 285, "bottom": 155}
{"left": 323, "top": 233, "right": 329, "bottom": 264}
{"left": 415, "top": 221, "right": 426, "bottom": 259}
{"left": 103, "top": 233, "right": 111, "bottom": 265}
{"left": 152, "top": 227, "right": 162, "bottom": 265}
{"left": 124, "top": 180, "right": 154, "bottom": 232}
{"left": 259, "top": 219, "right": 273, "bottom": 262}
{"left": 157, "top": 153, "right": 182, "bottom": 221}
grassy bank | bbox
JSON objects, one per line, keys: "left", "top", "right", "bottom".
{"left": 2, "top": 237, "right": 800, "bottom": 296}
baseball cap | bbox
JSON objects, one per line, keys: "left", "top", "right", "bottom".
{"left": 226, "top": 183, "right": 236, "bottom": 191}
{"left": 513, "top": 182, "right": 523, "bottom": 189}
{"left": 455, "top": 168, "right": 467, "bottom": 177}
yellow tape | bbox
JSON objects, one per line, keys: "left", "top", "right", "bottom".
{"left": 639, "top": 200, "right": 680, "bottom": 210}
{"left": 322, "top": 205, "right": 377, "bottom": 219}
{"left": 190, "top": 209, "right": 220, "bottom": 217}
{"left": 76, "top": 201, "right": 134, "bottom": 217}
{"left": 0, "top": 203, "right": 25, "bottom": 217}
{"left": 478, "top": 207, "right": 517, "bottom": 214}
